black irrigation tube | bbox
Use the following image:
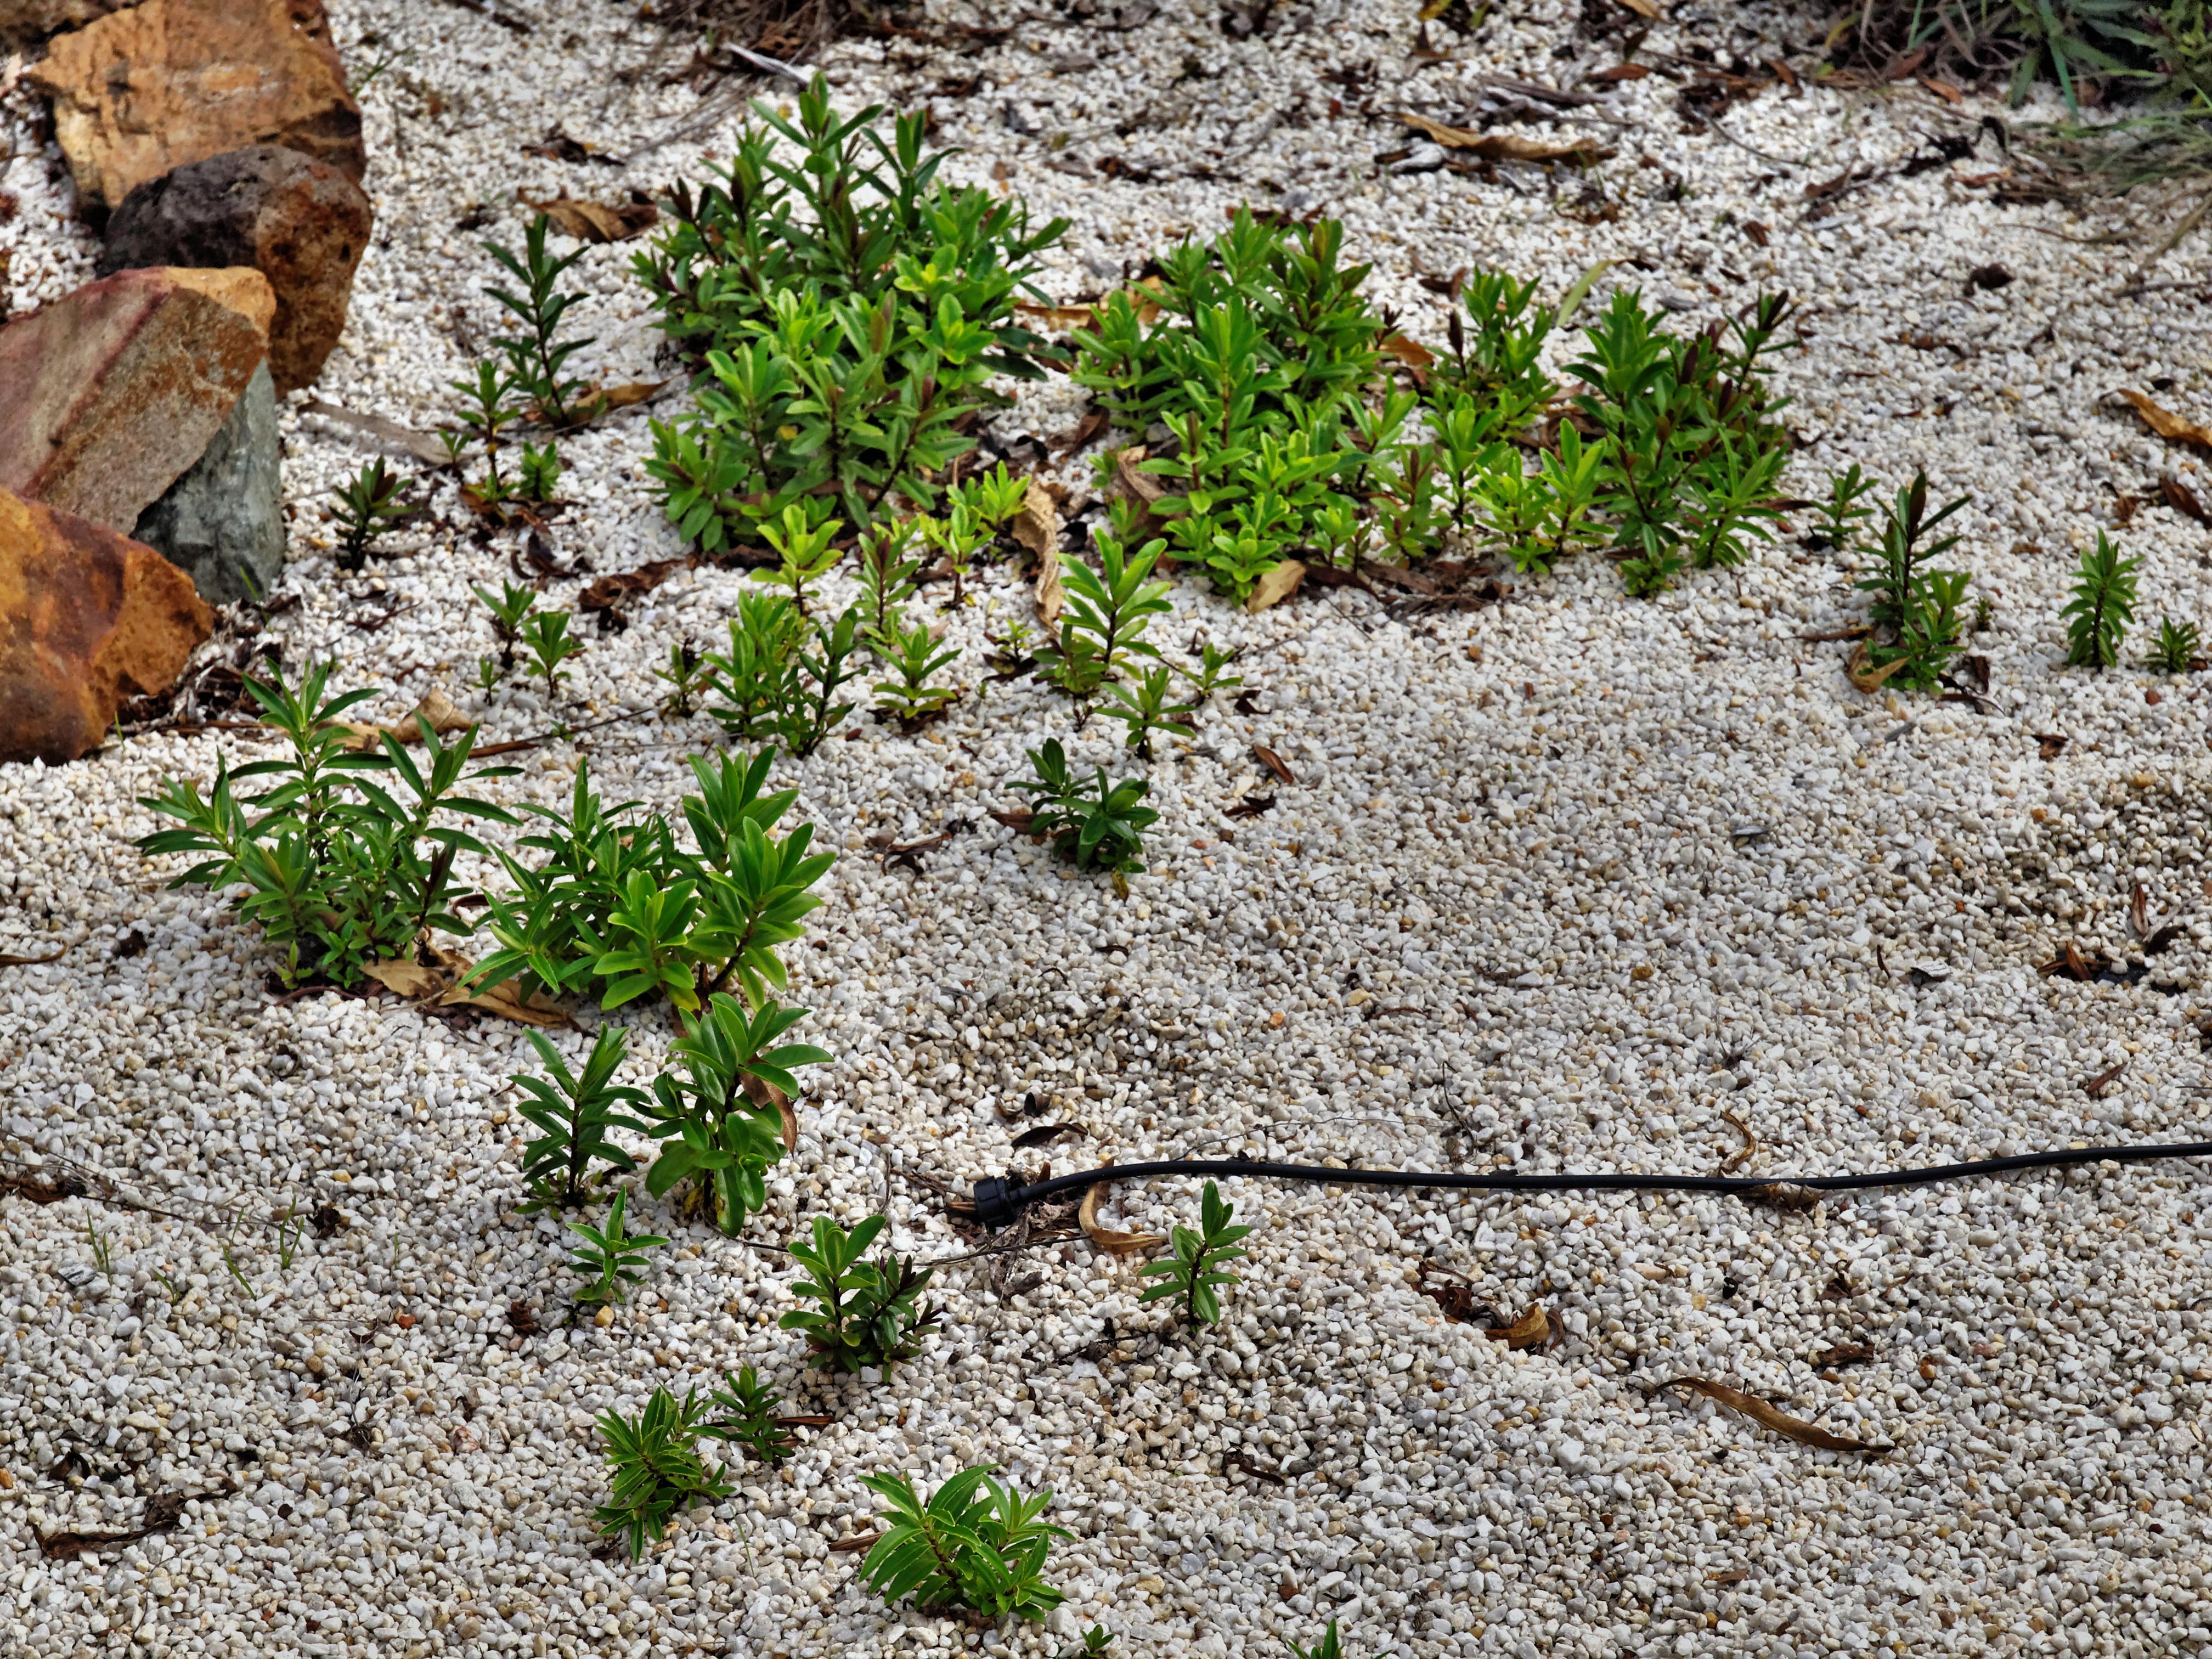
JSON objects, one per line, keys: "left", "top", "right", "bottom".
{"left": 965, "top": 1142, "right": 2212, "bottom": 1229}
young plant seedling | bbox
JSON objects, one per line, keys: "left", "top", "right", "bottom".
{"left": 520, "top": 608, "right": 585, "bottom": 697}
{"left": 1286, "top": 1620, "right": 1346, "bottom": 1659}
{"left": 486, "top": 212, "right": 600, "bottom": 430}
{"left": 1057, "top": 1629, "right": 1116, "bottom": 1658}
{"left": 1809, "top": 463, "right": 1877, "bottom": 551}
{"left": 1012, "top": 738, "right": 1158, "bottom": 879}
{"left": 872, "top": 621, "right": 962, "bottom": 723}
{"left": 595, "top": 1385, "right": 732, "bottom": 1560}
{"left": 2150, "top": 616, "right": 2203, "bottom": 673}
{"left": 1137, "top": 1179, "right": 1250, "bottom": 1326}
{"left": 781, "top": 607, "right": 862, "bottom": 754}
{"left": 566, "top": 1190, "right": 667, "bottom": 1307}
{"left": 655, "top": 642, "right": 708, "bottom": 718}
{"left": 449, "top": 358, "right": 523, "bottom": 513}
{"left": 703, "top": 1364, "right": 797, "bottom": 1465}
{"left": 753, "top": 504, "right": 845, "bottom": 613}
{"left": 331, "top": 459, "right": 417, "bottom": 571}
{"left": 858, "top": 1465, "right": 1069, "bottom": 1621}
{"left": 2063, "top": 532, "right": 2139, "bottom": 670}
{"left": 517, "top": 439, "right": 563, "bottom": 505}
{"left": 1098, "top": 664, "right": 1197, "bottom": 757}
{"left": 472, "top": 577, "right": 538, "bottom": 673}
{"left": 779, "top": 1213, "right": 941, "bottom": 1373}
{"left": 1174, "top": 641, "right": 1243, "bottom": 701}
{"left": 514, "top": 1026, "right": 650, "bottom": 1209}
{"left": 642, "top": 994, "right": 829, "bottom": 1235}
{"left": 854, "top": 518, "right": 923, "bottom": 648}
{"left": 1039, "top": 525, "right": 1172, "bottom": 698}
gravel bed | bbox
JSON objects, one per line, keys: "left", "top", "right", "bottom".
{"left": 4, "top": 1, "right": 2212, "bottom": 1655}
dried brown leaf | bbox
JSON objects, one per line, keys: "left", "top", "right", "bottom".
{"left": 1379, "top": 332, "right": 1434, "bottom": 369}
{"left": 361, "top": 958, "right": 446, "bottom": 1000}
{"left": 1015, "top": 299, "right": 1103, "bottom": 331}
{"left": 1612, "top": 0, "right": 1661, "bottom": 15}
{"left": 2161, "top": 476, "right": 2212, "bottom": 524}
{"left": 1246, "top": 558, "right": 1307, "bottom": 613}
{"left": 300, "top": 399, "right": 450, "bottom": 467}
{"left": 1845, "top": 641, "right": 1911, "bottom": 693}
{"left": 1392, "top": 111, "right": 1611, "bottom": 163}
{"left": 596, "top": 379, "right": 673, "bottom": 411}
{"left": 1485, "top": 1305, "right": 1554, "bottom": 1349}
{"left": 579, "top": 557, "right": 687, "bottom": 614}
{"left": 1718, "top": 1109, "right": 1758, "bottom": 1175}
{"left": 1587, "top": 63, "right": 1652, "bottom": 82}
{"left": 0, "top": 945, "right": 66, "bottom": 967}
{"left": 336, "top": 689, "right": 474, "bottom": 752}
{"left": 520, "top": 191, "right": 659, "bottom": 243}
{"left": 366, "top": 946, "right": 567, "bottom": 1026}
{"left": 2119, "top": 388, "right": 2212, "bottom": 454}
{"left": 1079, "top": 1177, "right": 1166, "bottom": 1256}
{"left": 1252, "top": 744, "right": 1298, "bottom": 787}
{"left": 1660, "top": 1378, "right": 1889, "bottom": 1453}
{"left": 2080, "top": 1058, "right": 2128, "bottom": 1098}
{"left": 1809, "top": 1341, "right": 1874, "bottom": 1368}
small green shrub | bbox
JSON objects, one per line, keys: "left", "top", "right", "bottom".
{"left": 472, "top": 577, "right": 538, "bottom": 675}
{"left": 472, "top": 749, "right": 832, "bottom": 1012}
{"left": 702, "top": 593, "right": 868, "bottom": 754}
{"left": 137, "top": 664, "right": 514, "bottom": 990}
{"left": 638, "top": 72, "right": 1068, "bottom": 549}
{"left": 1855, "top": 471, "right": 1974, "bottom": 692}
{"left": 514, "top": 1026, "right": 649, "bottom": 1209}
{"left": 1039, "top": 512, "right": 1173, "bottom": 697}
{"left": 703, "top": 1364, "right": 795, "bottom": 1465}
{"left": 1099, "top": 664, "right": 1197, "bottom": 757}
{"left": 486, "top": 212, "right": 600, "bottom": 430}
{"left": 780, "top": 1214, "right": 940, "bottom": 1372}
{"left": 752, "top": 504, "right": 845, "bottom": 613}
{"left": 517, "top": 439, "right": 562, "bottom": 504}
{"left": 1137, "top": 1180, "right": 1251, "bottom": 1326}
{"left": 1809, "top": 463, "right": 1877, "bottom": 552}
{"left": 566, "top": 1191, "right": 667, "bottom": 1306}
{"left": 595, "top": 1386, "right": 732, "bottom": 1560}
{"left": 2064, "top": 531, "right": 2140, "bottom": 670}
{"left": 1287, "top": 1620, "right": 1346, "bottom": 1659}
{"left": 871, "top": 620, "right": 962, "bottom": 722}
{"left": 447, "top": 358, "right": 524, "bottom": 515}
{"left": 330, "top": 459, "right": 416, "bottom": 571}
{"left": 2149, "top": 615, "right": 2203, "bottom": 672}
{"left": 1013, "top": 739, "right": 1156, "bottom": 876}
{"left": 642, "top": 993, "right": 828, "bottom": 1235}
{"left": 519, "top": 608, "right": 584, "bottom": 697}
{"left": 858, "top": 1465, "right": 1068, "bottom": 1622}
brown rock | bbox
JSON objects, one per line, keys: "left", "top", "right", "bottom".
{"left": 27, "top": 0, "right": 364, "bottom": 212}
{"left": 0, "top": 264, "right": 273, "bottom": 534}
{"left": 100, "top": 144, "right": 372, "bottom": 392}
{"left": 0, "top": 0, "right": 133, "bottom": 51}
{"left": 0, "top": 486, "right": 212, "bottom": 764}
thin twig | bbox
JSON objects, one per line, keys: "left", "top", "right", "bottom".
{"left": 2123, "top": 187, "right": 2212, "bottom": 292}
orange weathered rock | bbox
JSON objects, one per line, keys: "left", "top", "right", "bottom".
{"left": 0, "top": 0, "right": 133, "bottom": 50}
{"left": 28, "top": 0, "right": 364, "bottom": 212}
{"left": 0, "top": 486, "right": 213, "bottom": 764}
{"left": 0, "top": 265, "right": 272, "bottom": 534}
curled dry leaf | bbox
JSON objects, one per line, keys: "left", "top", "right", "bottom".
{"left": 1107, "top": 445, "right": 1164, "bottom": 534}
{"left": 1810, "top": 1340, "right": 1874, "bottom": 1369}
{"left": 1379, "top": 333, "right": 1434, "bottom": 369}
{"left": 1252, "top": 743, "right": 1298, "bottom": 787}
{"left": 744, "top": 1071, "right": 800, "bottom": 1152}
{"left": 1718, "top": 1109, "right": 1758, "bottom": 1175}
{"left": 1845, "top": 641, "right": 1910, "bottom": 693}
{"left": 1015, "top": 298, "right": 1104, "bottom": 332}
{"left": 1078, "top": 1176, "right": 1166, "bottom": 1256}
{"left": 1393, "top": 110, "right": 1611, "bottom": 164}
{"left": 1245, "top": 558, "right": 1306, "bottom": 613}
{"left": 520, "top": 191, "right": 659, "bottom": 243}
{"left": 363, "top": 946, "right": 566, "bottom": 1027}
{"left": 2162, "top": 475, "right": 2212, "bottom": 524}
{"left": 596, "top": 379, "right": 673, "bottom": 411}
{"left": 1485, "top": 1305, "right": 1554, "bottom": 1349}
{"left": 1658, "top": 1376, "right": 1890, "bottom": 1454}
{"left": 2119, "top": 388, "right": 2212, "bottom": 454}
{"left": 336, "top": 689, "right": 473, "bottom": 752}
{"left": 579, "top": 557, "right": 687, "bottom": 614}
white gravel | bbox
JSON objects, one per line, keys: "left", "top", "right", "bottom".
{"left": 4, "top": 1, "right": 2212, "bottom": 1656}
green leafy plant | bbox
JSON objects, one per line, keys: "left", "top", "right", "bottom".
{"left": 470, "top": 749, "right": 834, "bottom": 1013}
{"left": 702, "top": 1364, "right": 796, "bottom": 1465}
{"left": 1852, "top": 471, "right": 1973, "bottom": 691}
{"left": 1058, "top": 1629, "right": 1116, "bottom": 1659}
{"left": 486, "top": 213, "right": 600, "bottom": 430}
{"left": 1098, "top": 664, "right": 1197, "bottom": 757}
{"left": 782, "top": 606, "right": 863, "bottom": 754}
{"left": 1012, "top": 738, "right": 1157, "bottom": 877}
{"left": 642, "top": 993, "right": 828, "bottom": 1233}
{"left": 566, "top": 1190, "right": 667, "bottom": 1306}
{"left": 1137, "top": 1180, "right": 1251, "bottom": 1326}
{"left": 854, "top": 517, "right": 923, "bottom": 647}
{"left": 274, "top": 1199, "right": 306, "bottom": 1271}
{"left": 136, "top": 664, "right": 514, "bottom": 990}
{"left": 514, "top": 1026, "right": 649, "bottom": 1209}
{"left": 520, "top": 608, "right": 585, "bottom": 697}
{"left": 752, "top": 503, "right": 845, "bottom": 613}
{"left": 2064, "top": 531, "right": 2140, "bottom": 670}
{"left": 473, "top": 577, "right": 538, "bottom": 674}
{"left": 1039, "top": 515, "right": 1173, "bottom": 697}
{"left": 655, "top": 642, "right": 708, "bottom": 717}
{"left": 857, "top": 1465, "right": 1069, "bottom": 1622}
{"left": 448, "top": 358, "right": 523, "bottom": 514}
{"left": 1809, "top": 463, "right": 1877, "bottom": 552}
{"left": 1286, "top": 1619, "right": 1346, "bottom": 1659}
{"left": 639, "top": 73, "right": 1068, "bottom": 550}
{"left": 517, "top": 439, "right": 562, "bottom": 505}
{"left": 702, "top": 590, "right": 808, "bottom": 744}
{"left": 330, "top": 459, "right": 417, "bottom": 571}
{"left": 1173, "top": 641, "right": 1244, "bottom": 700}
{"left": 86, "top": 1218, "right": 112, "bottom": 1277}
{"left": 872, "top": 620, "right": 962, "bottom": 723}
{"left": 1618, "top": 547, "right": 1686, "bottom": 599}
{"left": 779, "top": 1214, "right": 941, "bottom": 1373}
{"left": 2150, "top": 615, "right": 2203, "bottom": 672}
{"left": 595, "top": 1386, "right": 732, "bottom": 1560}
